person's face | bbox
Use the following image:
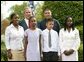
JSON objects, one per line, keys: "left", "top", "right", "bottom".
{"left": 29, "top": 17, "right": 37, "bottom": 28}
{"left": 46, "top": 21, "right": 54, "bottom": 30}
{"left": 66, "top": 17, "right": 73, "bottom": 27}
{"left": 24, "top": 8, "right": 32, "bottom": 19}
{"left": 44, "top": 10, "right": 52, "bottom": 19}
{"left": 12, "top": 14, "right": 19, "bottom": 26}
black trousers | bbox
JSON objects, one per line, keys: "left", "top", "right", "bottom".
{"left": 43, "top": 52, "right": 58, "bottom": 61}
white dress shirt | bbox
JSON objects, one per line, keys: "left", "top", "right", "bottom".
{"left": 42, "top": 28, "right": 59, "bottom": 52}
{"left": 59, "top": 28, "right": 80, "bottom": 61}
{"left": 5, "top": 24, "right": 24, "bottom": 50}
{"left": 59, "top": 28, "right": 80, "bottom": 53}
{"left": 24, "top": 18, "right": 29, "bottom": 27}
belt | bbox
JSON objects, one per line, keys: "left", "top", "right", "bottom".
{"left": 18, "top": 50, "right": 23, "bottom": 51}
{"left": 11, "top": 49, "right": 24, "bottom": 51}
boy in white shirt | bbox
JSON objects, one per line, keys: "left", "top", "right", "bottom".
{"left": 41, "top": 18, "right": 60, "bottom": 61}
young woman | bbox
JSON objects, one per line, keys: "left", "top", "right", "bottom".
{"left": 59, "top": 16, "right": 80, "bottom": 61}
{"left": 24, "top": 16, "right": 42, "bottom": 61}
{"left": 5, "top": 13, "right": 25, "bottom": 61}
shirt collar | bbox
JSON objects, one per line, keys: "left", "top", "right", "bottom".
{"left": 24, "top": 18, "right": 29, "bottom": 27}
{"left": 66, "top": 28, "right": 73, "bottom": 32}
{"left": 46, "top": 28, "right": 53, "bottom": 32}
{"left": 24, "top": 18, "right": 29, "bottom": 22}
{"left": 10, "top": 24, "right": 21, "bottom": 28}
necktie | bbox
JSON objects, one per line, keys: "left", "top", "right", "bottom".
{"left": 49, "top": 30, "right": 51, "bottom": 47}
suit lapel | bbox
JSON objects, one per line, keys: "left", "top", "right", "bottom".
{"left": 22, "top": 19, "right": 28, "bottom": 30}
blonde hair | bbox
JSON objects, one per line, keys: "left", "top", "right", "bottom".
{"left": 23, "top": 7, "right": 32, "bottom": 14}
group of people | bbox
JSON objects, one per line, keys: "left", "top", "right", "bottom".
{"left": 5, "top": 7, "right": 80, "bottom": 61}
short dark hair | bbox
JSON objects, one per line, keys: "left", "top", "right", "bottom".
{"left": 10, "top": 13, "right": 17, "bottom": 20}
{"left": 46, "top": 17, "right": 54, "bottom": 23}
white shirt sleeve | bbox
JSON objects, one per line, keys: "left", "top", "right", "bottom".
{"left": 56, "top": 32, "right": 60, "bottom": 56}
{"left": 41, "top": 31, "right": 44, "bottom": 51}
{"left": 59, "top": 29, "right": 66, "bottom": 54}
{"left": 71, "top": 29, "right": 80, "bottom": 51}
{"left": 5, "top": 27, "right": 11, "bottom": 50}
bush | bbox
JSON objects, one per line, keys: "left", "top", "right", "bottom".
{"left": 78, "top": 43, "right": 83, "bottom": 61}
{"left": 76, "top": 25, "right": 83, "bottom": 42}
{"left": 42, "top": 1, "right": 83, "bottom": 27}
{"left": 1, "top": 50, "right": 8, "bottom": 61}
{"left": 1, "top": 42, "right": 8, "bottom": 61}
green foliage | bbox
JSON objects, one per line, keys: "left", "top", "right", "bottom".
{"left": 42, "top": 1, "right": 83, "bottom": 27}
{"left": 1, "top": 50, "right": 8, "bottom": 61}
{"left": 78, "top": 43, "right": 83, "bottom": 61}
{"left": 1, "top": 42, "right": 8, "bottom": 61}
{"left": 35, "top": 3, "right": 43, "bottom": 21}
{"left": 76, "top": 25, "right": 83, "bottom": 42}
{"left": 10, "top": 2, "right": 28, "bottom": 20}
{"left": 42, "top": 1, "right": 83, "bottom": 41}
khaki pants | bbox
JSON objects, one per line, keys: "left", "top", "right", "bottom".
{"left": 8, "top": 50, "right": 25, "bottom": 61}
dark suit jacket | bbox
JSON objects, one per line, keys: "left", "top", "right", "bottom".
{"left": 37, "top": 18, "right": 60, "bottom": 34}
{"left": 19, "top": 19, "right": 28, "bottom": 31}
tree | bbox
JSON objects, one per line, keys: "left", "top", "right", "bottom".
{"left": 10, "top": 2, "right": 28, "bottom": 20}
{"left": 1, "top": 19, "right": 10, "bottom": 34}
{"left": 42, "top": 1, "right": 83, "bottom": 42}
{"left": 35, "top": 2, "right": 43, "bottom": 21}
{"left": 42, "top": 1, "right": 83, "bottom": 27}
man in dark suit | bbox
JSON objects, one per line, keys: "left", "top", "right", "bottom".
{"left": 19, "top": 7, "right": 33, "bottom": 31}
{"left": 38, "top": 8, "right": 60, "bottom": 33}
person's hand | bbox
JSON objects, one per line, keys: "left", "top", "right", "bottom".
{"left": 7, "top": 49, "right": 12, "bottom": 59}
{"left": 8, "top": 52, "right": 12, "bottom": 59}
{"left": 64, "top": 50, "right": 71, "bottom": 56}
{"left": 68, "top": 49, "right": 74, "bottom": 54}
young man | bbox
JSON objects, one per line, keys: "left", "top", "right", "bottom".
{"left": 19, "top": 7, "right": 33, "bottom": 31}
{"left": 38, "top": 8, "right": 60, "bottom": 33}
{"left": 41, "top": 18, "right": 60, "bottom": 61}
